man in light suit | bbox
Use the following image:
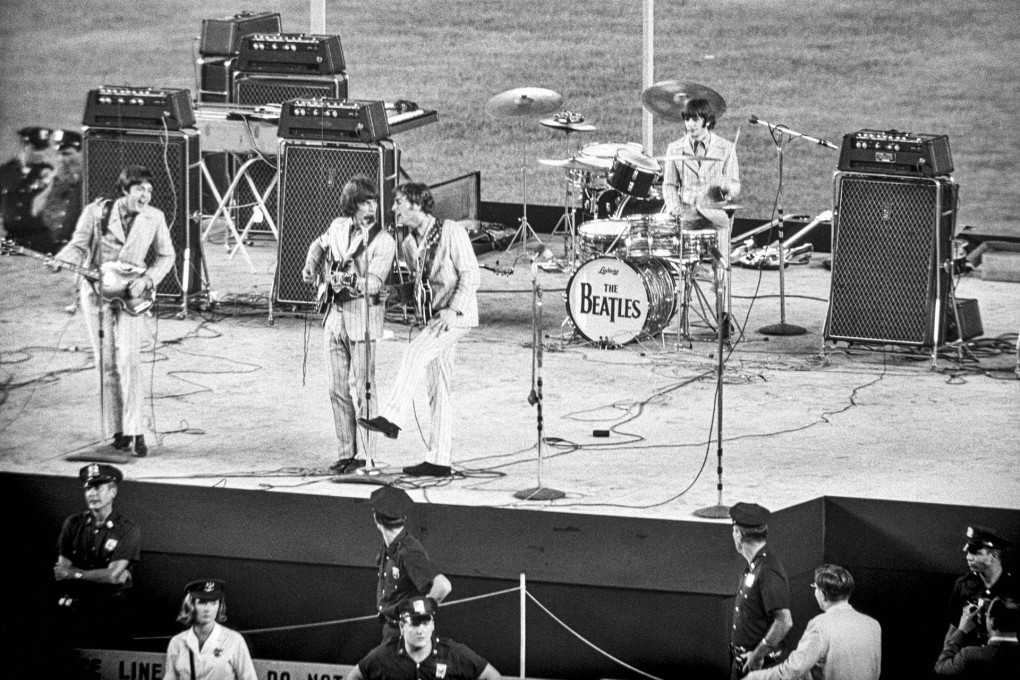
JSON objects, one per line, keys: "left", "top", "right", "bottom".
{"left": 745, "top": 564, "right": 881, "bottom": 680}
{"left": 52, "top": 165, "right": 175, "bottom": 456}
{"left": 303, "top": 175, "right": 396, "bottom": 474}
{"left": 662, "top": 97, "right": 740, "bottom": 336}
{"left": 359, "top": 182, "right": 480, "bottom": 477}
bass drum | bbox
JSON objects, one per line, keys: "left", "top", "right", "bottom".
{"left": 566, "top": 256, "right": 678, "bottom": 345}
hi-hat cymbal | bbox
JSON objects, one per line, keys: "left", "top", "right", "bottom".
{"left": 537, "top": 156, "right": 602, "bottom": 171}
{"left": 485, "top": 88, "right": 564, "bottom": 118}
{"left": 641, "top": 81, "right": 727, "bottom": 122}
{"left": 656, "top": 154, "right": 722, "bottom": 163}
{"left": 540, "top": 118, "right": 597, "bottom": 132}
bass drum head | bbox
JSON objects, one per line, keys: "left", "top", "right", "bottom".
{"left": 566, "top": 257, "right": 677, "bottom": 345}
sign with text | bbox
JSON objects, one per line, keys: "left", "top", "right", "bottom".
{"left": 74, "top": 649, "right": 353, "bottom": 680}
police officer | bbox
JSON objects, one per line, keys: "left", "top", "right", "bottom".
{"left": 370, "top": 486, "right": 452, "bottom": 642}
{"left": 54, "top": 464, "right": 141, "bottom": 646}
{"left": 729, "top": 502, "right": 793, "bottom": 679}
{"left": 943, "top": 524, "right": 1017, "bottom": 647}
{"left": 346, "top": 596, "right": 501, "bottom": 680}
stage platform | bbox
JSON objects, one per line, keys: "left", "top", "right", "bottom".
{"left": 2, "top": 226, "right": 1018, "bottom": 678}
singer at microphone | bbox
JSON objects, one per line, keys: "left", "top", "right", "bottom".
{"left": 300, "top": 174, "right": 397, "bottom": 476}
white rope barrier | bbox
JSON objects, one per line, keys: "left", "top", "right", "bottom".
{"left": 525, "top": 590, "right": 667, "bottom": 680}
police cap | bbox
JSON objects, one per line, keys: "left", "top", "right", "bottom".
{"left": 186, "top": 579, "right": 227, "bottom": 601}
{"left": 79, "top": 463, "right": 123, "bottom": 487}
{"left": 730, "top": 502, "right": 770, "bottom": 527}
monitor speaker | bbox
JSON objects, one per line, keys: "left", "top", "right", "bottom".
{"left": 274, "top": 141, "right": 398, "bottom": 306}
{"left": 825, "top": 172, "right": 958, "bottom": 346}
{"left": 82, "top": 128, "right": 204, "bottom": 298}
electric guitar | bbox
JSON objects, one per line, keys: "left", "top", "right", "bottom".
{"left": 1, "top": 239, "right": 154, "bottom": 315}
{"left": 315, "top": 255, "right": 362, "bottom": 315}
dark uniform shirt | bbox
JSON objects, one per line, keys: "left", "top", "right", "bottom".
{"left": 946, "top": 569, "right": 1018, "bottom": 645}
{"left": 731, "top": 545, "right": 791, "bottom": 650}
{"left": 377, "top": 529, "right": 440, "bottom": 623}
{"left": 357, "top": 637, "right": 489, "bottom": 680}
{"left": 56, "top": 509, "right": 141, "bottom": 597}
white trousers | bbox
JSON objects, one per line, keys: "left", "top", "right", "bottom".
{"left": 380, "top": 325, "right": 470, "bottom": 466}
{"left": 79, "top": 287, "right": 145, "bottom": 436}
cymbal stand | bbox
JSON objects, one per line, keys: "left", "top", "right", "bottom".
{"left": 549, "top": 171, "right": 580, "bottom": 268}
{"left": 505, "top": 130, "right": 544, "bottom": 254}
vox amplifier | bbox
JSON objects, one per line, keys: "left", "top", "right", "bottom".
{"left": 278, "top": 99, "right": 389, "bottom": 142}
{"left": 237, "top": 33, "right": 346, "bottom": 75}
{"left": 200, "top": 11, "right": 282, "bottom": 56}
{"left": 838, "top": 129, "right": 953, "bottom": 177}
{"left": 83, "top": 86, "right": 195, "bottom": 130}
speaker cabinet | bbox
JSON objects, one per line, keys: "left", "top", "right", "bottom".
{"left": 232, "top": 73, "right": 349, "bottom": 237}
{"left": 825, "top": 172, "right": 958, "bottom": 347}
{"left": 82, "top": 128, "right": 203, "bottom": 298}
{"left": 274, "top": 141, "right": 398, "bottom": 306}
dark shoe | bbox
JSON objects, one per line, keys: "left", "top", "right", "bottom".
{"left": 133, "top": 435, "right": 148, "bottom": 457}
{"left": 358, "top": 416, "right": 400, "bottom": 439}
{"left": 402, "top": 461, "right": 452, "bottom": 477}
{"left": 330, "top": 457, "right": 366, "bottom": 474}
{"left": 112, "top": 432, "right": 131, "bottom": 450}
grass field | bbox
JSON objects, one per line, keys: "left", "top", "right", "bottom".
{"left": 1, "top": 0, "right": 1017, "bottom": 233}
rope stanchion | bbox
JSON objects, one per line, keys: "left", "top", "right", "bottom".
{"left": 520, "top": 573, "right": 527, "bottom": 680}
{"left": 525, "top": 590, "right": 667, "bottom": 680}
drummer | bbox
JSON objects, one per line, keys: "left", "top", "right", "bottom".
{"left": 662, "top": 97, "right": 740, "bottom": 334}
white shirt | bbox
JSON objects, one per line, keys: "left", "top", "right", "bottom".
{"left": 164, "top": 623, "right": 257, "bottom": 680}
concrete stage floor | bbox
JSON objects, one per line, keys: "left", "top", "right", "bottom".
{"left": 2, "top": 230, "right": 1018, "bottom": 518}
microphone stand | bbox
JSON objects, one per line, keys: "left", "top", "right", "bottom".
{"left": 694, "top": 250, "right": 730, "bottom": 519}
{"left": 361, "top": 221, "right": 378, "bottom": 472}
{"left": 515, "top": 258, "right": 565, "bottom": 501}
{"left": 748, "top": 116, "right": 830, "bottom": 337}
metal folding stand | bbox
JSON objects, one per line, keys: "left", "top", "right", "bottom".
{"left": 548, "top": 172, "right": 581, "bottom": 267}
{"left": 199, "top": 154, "right": 279, "bottom": 273}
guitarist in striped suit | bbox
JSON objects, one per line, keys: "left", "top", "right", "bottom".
{"left": 303, "top": 175, "right": 396, "bottom": 474}
{"left": 359, "top": 182, "right": 480, "bottom": 478}
{"left": 51, "top": 165, "right": 175, "bottom": 456}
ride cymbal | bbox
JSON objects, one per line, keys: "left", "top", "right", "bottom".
{"left": 485, "top": 88, "right": 564, "bottom": 118}
{"left": 641, "top": 81, "right": 727, "bottom": 122}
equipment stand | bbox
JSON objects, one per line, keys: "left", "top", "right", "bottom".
{"left": 515, "top": 260, "right": 565, "bottom": 501}
{"left": 505, "top": 132, "right": 545, "bottom": 254}
{"left": 758, "top": 130, "right": 807, "bottom": 337}
{"left": 693, "top": 259, "right": 731, "bottom": 520}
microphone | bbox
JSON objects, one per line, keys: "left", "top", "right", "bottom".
{"left": 748, "top": 115, "right": 760, "bottom": 125}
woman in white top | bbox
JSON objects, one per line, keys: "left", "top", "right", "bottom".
{"left": 164, "top": 579, "right": 257, "bottom": 680}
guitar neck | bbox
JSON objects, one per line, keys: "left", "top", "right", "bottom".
{"left": 3, "top": 242, "right": 100, "bottom": 281}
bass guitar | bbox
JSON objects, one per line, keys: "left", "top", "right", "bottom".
{"left": 1, "top": 239, "right": 154, "bottom": 315}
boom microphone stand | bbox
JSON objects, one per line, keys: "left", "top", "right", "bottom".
{"left": 749, "top": 116, "right": 837, "bottom": 337}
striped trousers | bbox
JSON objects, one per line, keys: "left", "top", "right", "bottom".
{"left": 79, "top": 285, "right": 145, "bottom": 437}
{"left": 324, "top": 309, "right": 377, "bottom": 458}
{"left": 380, "top": 325, "right": 470, "bottom": 466}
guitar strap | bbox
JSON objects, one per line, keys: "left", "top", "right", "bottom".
{"left": 419, "top": 218, "right": 444, "bottom": 282}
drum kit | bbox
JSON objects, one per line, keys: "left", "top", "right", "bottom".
{"left": 486, "top": 81, "right": 742, "bottom": 347}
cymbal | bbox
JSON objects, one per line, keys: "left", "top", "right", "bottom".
{"left": 656, "top": 154, "right": 722, "bottom": 163}
{"left": 485, "top": 87, "right": 564, "bottom": 118}
{"left": 579, "top": 141, "right": 643, "bottom": 169}
{"left": 540, "top": 118, "right": 597, "bottom": 132}
{"left": 537, "top": 156, "right": 602, "bottom": 171}
{"left": 641, "top": 81, "right": 727, "bottom": 122}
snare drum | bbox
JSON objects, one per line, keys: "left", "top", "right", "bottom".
{"left": 680, "top": 229, "right": 718, "bottom": 262}
{"left": 577, "top": 219, "right": 630, "bottom": 260}
{"left": 608, "top": 148, "right": 661, "bottom": 198}
{"left": 566, "top": 256, "right": 678, "bottom": 344}
{"left": 625, "top": 213, "right": 682, "bottom": 260}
